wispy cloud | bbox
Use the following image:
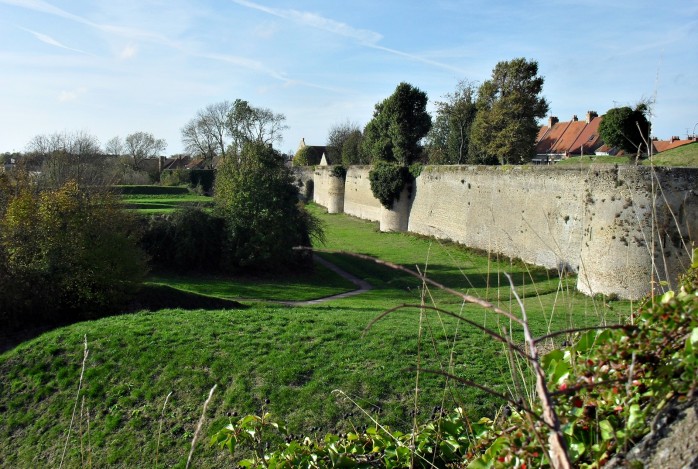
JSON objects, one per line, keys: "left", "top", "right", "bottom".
{"left": 3, "top": 0, "right": 329, "bottom": 88}
{"left": 19, "top": 26, "right": 91, "bottom": 55}
{"left": 230, "top": 0, "right": 466, "bottom": 74}
{"left": 231, "top": 0, "right": 382, "bottom": 44}
{"left": 58, "top": 86, "right": 87, "bottom": 102}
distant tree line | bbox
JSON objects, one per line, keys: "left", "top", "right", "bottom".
{"left": 0, "top": 103, "right": 321, "bottom": 332}
{"left": 313, "top": 57, "right": 549, "bottom": 169}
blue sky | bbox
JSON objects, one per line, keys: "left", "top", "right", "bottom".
{"left": 1, "top": 0, "right": 696, "bottom": 155}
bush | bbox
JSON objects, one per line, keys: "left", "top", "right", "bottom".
{"left": 0, "top": 181, "right": 147, "bottom": 327}
{"left": 140, "top": 207, "right": 226, "bottom": 273}
{"left": 368, "top": 161, "right": 412, "bottom": 209}
{"left": 215, "top": 142, "right": 324, "bottom": 271}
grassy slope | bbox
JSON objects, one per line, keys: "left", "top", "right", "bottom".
{"left": 0, "top": 204, "right": 633, "bottom": 468}
{"left": 553, "top": 142, "right": 698, "bottom": 167}
{"left": 147, "top": 260, "right": 356, "bottom": 302}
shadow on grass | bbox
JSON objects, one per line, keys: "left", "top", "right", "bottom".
{"left": 0, "top": 284, "right": 246, "bottom": 354}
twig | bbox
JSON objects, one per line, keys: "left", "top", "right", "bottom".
{"left": 301, "top": 248, "right": 524, "bottom": 325}
{"left": 408, "top": 368, "right": 545, "bottom": 424}
{"left": 534, "top": 324, "right": 636, "bottom": 343}
{"left": 504, "top": 273, "right": 572, "bottom": 469}
{"left": 364, "top": 303, "right": 533, "bottom": 361}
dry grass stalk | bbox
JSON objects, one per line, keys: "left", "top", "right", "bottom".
{"left": 59, "top": 334, "right": 89, "bottom": 469}
{"left": 186, "top": 384, "right": 217, "bottom": 469}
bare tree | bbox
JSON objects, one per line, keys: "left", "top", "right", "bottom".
{"left": 326, "top": 120, "right": 362, "bottom": 165}
{"left": 181, "top": 118, "right": 217, "bottom": 168}
{"left": 124, "top": 131, "right": 167, "bottom": 170}
{"left": 181, "top": 101, "right": 232, "bottom": 167}
{"left": 104, "top": 136, "right": 125, "bottom": 157}
{"left": 27, "top": 130, "right": 103, "bottom": 188}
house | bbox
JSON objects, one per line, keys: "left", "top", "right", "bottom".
{"left": 534, "top": 112, "right": 604, "bottom": 163}
{"left": 295, "top": 138, "right": 329, "bottom": 166}
{"left": 651, "top": 136, "right": 697, "bottom": 154}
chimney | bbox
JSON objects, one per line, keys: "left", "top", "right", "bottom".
{"left": 586, "top": 111, "right": 598, "bottom": 124}
{"left": 572, "top": 115, "right": 578, "bottom": 122}
{"left": 671, "top": 136, "right": 680, "bottom": 142}
{"left": 548, "top": 116, "right": 559, "bottom": 127}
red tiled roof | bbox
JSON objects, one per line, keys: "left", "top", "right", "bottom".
{"left": 535, "top": 120, "right": 573, "bottom": 154}
{"left": 567, "top": 116, "right": 603, "bottom": 155}
{"left": 652, "top": 139, "right": 697, "bottom": 153}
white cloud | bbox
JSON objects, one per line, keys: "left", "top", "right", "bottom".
{"left": 230, "top": 0, "right": 466, "bottom": 74}
{"left": 19, "top": 27, "right": 90, "bottom": 55}
{"left": 231, "top": 0, "right": 382, "bottom": 45}
{"left": 57, "top": 87, "right": 87, "bottom": 102}
{"left": 119, "top": 44, "right": 137, "bottom": 59}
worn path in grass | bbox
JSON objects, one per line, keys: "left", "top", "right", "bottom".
{"left": 281, "top": 254, "right": 372, "bottom": 306}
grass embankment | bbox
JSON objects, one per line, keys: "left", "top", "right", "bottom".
{"left": 553, "top": 142, "right": 698, "bottom": 167}
{"left": 117, "top": 185, "right": 213, "bottom": 213}
{"left": 0, "top": 203, "right": 632, "bottom": 467}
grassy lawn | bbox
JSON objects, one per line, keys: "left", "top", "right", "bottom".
{"left": 644, "top": 141, "right": 698, "bottom": 166}
{"left": 0, "top": 203, "right": 635, "bottom": 467}
{"left": 121, "top": 194, "right": 213, "bottom": 213}
{"left": 147, "top": 260, "right": 356, "bottom": 302}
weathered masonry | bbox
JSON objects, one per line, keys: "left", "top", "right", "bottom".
{"left": 295, "top": 164, "right": 697, "bottom": 300}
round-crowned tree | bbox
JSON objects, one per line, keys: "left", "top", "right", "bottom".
{"left": 362, "top": 82, "right": 431, "bottom": 208}
{"left": 598, "top": 104, "right": 651, "bottom": 162}
{"left": 215, "top": 141, "right": 324, "bottom": 271}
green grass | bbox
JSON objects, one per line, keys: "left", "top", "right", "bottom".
{"left": 0, "top": 203, "right": 634, "bottom": 467}
{"left": 147, "top": 261, "right": 356, "bottom": 302}
{"left": 553, "top": 142, "right": 698, "bottom": 168}
{"left": 121, "top": 194, "right": 213, "bottom": 213}
{"left": 553, "top": 154, "right": 626, "bottom": 166}
{"left": 644, "top": 141, "right": 698, "bottom": 167}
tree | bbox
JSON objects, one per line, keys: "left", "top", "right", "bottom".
{"left": 341, "top": 129, "right": 367, "bottom": 165}
{"left": 361, "top": 82, "right": 432, "bottom": 165}
{"left": 226, "top": 99, "right": 288, "bottom": 153}
{"left": 598, "top": 104, "right": 651, "bottom": 162}
{"left": 326, "top": 120, "right": 363, "bottom": 165}
{"left": 104, "top": 136, "right": 125, "bottom": 157}
{"left": 470, "top": 58, "right": 549, "bottom": 164}
{"left": 0, "top": 180, "right": 147, "bottom": 326}
{"left": 181, "top": 117, "right": 218, "bottom": 168}
{"left": 182, "top": 102, "right": 232, "bottom": 166}
{"left": 124, "top": 131, "right": 167, "bottom": 170}
{"left": 27, "top": 130, "right": 104, "bottom": 188}
{"left": 426, "top": 80, "right": 478, "bottom": 164}
{"left": 214, "top": 141, "right": 324, "bottom": 271}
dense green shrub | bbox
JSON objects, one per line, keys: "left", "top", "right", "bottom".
{"left": 189, "top": 169, "right": 216, "bottom": 194}
{"left": 0, "top": 181, "right": 147, "bottom": 328}
{"left": 140, "top": 207, "right": 226, "bottom": 273}
{"left": 215, "top": 142, "right": 324, "bottom": 271}
{"left": 368, "top": 161, "right": 412, "bottom": 209}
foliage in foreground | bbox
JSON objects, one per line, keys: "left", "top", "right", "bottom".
{"left": 214, "top": 269, "right": 697, "bottom": 467}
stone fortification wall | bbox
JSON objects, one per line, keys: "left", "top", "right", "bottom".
{"left": 311, "top": 164, "right": 697, "bottom": 299}
{"left": 342, "top": 166, "right": 383, "bottom": 221}
{"left": 313, "top": 167, "right": 345, "bottom": 213}
{"left": 577, "top": 166, "right": 697, "bottom": 298}
{"left": 408, "top": 166, "right": 587, "bottom": 272}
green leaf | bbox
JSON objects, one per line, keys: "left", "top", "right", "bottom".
{"left": 599, "top": 419, "right": 615, "bottom": 441}
{"left": 568, "top": 440, "right": 586, "bottom": 460}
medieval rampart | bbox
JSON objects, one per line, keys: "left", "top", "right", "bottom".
{"left": 309, "top": 164, "right": 697, "bottom": 300}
